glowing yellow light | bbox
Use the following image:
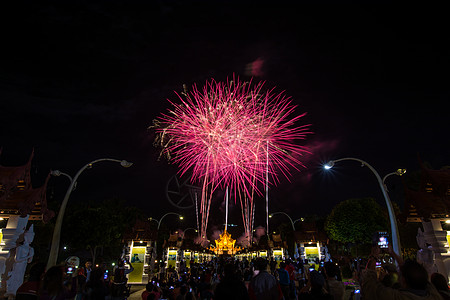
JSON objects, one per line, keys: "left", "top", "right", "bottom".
{"left": 396, "top": 169, "right": 407, "bottom": 176}
{"left": 210, "top": 229, "right": 241, "bottom": 255}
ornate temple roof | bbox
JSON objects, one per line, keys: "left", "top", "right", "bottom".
{"left": 0, "top": 148, "right": 33, "bottom": 192}
{"left": 122, "top": 219, "right": 157, "bottom": 241}
{"left": 0, "top": 149, "right": 54, "bottom": 222}
{"left": 293, "top": 231, "right": 328, "bottom": 243}
{"left": 293, "top": 221, "right": 329, "bottom": 243}
{"left": 404, "top": 160, "right": 450, "bottom": 221}
{"left": 210, "top": 229, "right": 241, "bottom": 255}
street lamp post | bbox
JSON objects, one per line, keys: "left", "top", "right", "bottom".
{"left": 269, "top": 212, "right": 303, "bottom": 259}
{"left": 181, "top": 227, "right": 198, "bottom": 239}
{"left": 269, "top": 212, "right": 302, "bottom": 231}
{"left": 148, "top": 213, "right": 183, "bottom": 273}
{"left": 149, "top": 213, "right": 184, "bottom": 231}
{"left": 324, "top": 158, "right": 405, "bottom": 257}
{"left": 383, "top": 169, "right": 407, "bottom": 192}
{"left": 47, "top": 158, "right": 133, "bottom": 269}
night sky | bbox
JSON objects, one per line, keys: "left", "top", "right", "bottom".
{"left": 1, "top": 2, "right": 448, "bottom": 235}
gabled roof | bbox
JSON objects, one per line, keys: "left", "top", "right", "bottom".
{"left": 0, "top": 150, "right": 33, "bottom": 193}
{"left": 297, "top": 221, "right": 318, "bottom": 232}
{"left": 294, "top": 231, "right": 328, "bottom": 243}
{"left": 122, "top": 219, "right": 157, "bottom": 241}
{"left": 0, "top": 150, "right": 54, "bottom": 222}
{"left": 404, "top": 161, "right": 450, "bottom": 220}
{"left": 293, "top": 221, "right": 328, "bottom": 243}
{"left": 419, "top": 162, "right": 450, "bottom": 190}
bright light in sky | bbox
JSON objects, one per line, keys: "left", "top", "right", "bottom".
{"left": 323, "top": 160, "right": 335, "bottom": 170}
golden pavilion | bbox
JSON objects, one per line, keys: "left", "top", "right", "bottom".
{"left": 210, "top": 229, "right": 241, "bottom": 255}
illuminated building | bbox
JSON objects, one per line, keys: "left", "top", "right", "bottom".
{"left": 0, "top": 150, "right": 54, "bottom": 297}
{"left": 294, "top": 222, "right": 329, "bottom": 266}
{"left": 0, "top": 150, "right": 53, "bottom": 222}
{"left": 163, "top": 233, "right": 180, "bottom": 270}
{"left": 122, "top": 220, "right": 157, "bottom": 283}
{"left": 403, "top": 161, "right": 450, "bottom": 281}
{"left": 268, "top": 233, "right": 286, "bottom": 266}
{"left": 179, "top": 233, "right": 208, "bottom": 266}
{"left": 404, "top": 161, "right": 450, "bottom": 222}
{"left": 210, "top": 229, "right": 241, "bottom": 255}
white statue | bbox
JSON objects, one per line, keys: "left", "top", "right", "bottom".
{"left": 6, "top": 225, "right": 35, "bottom": 297}
{"left": 323, "top": 245, "right": 331, "bottom": 262}
{"left": 416, "top": 227, "right": 427, "bottom": 250}
{"left": 416, "top": 227, "right": 434, "bottom": 276}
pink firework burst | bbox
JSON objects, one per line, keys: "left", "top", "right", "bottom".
{"left": 155, "top": 77, "right": 312, "bottom": 240}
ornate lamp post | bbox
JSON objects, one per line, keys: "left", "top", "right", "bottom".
{"left": 47, "top": 158, "right": 133, "bottom": 269}
{"left": 148, "top": 213, "right": 183, "bottom": 272}
{"left": 269, "top": 212, "right": 303, "bottom": 259}
{"left": 181, "top": 227, "right": 198, "bottom": 239}
{"left": 269, "top": 212, "right": 303, "bottom": 231}
{"left": 324, "top": 157, "right": 405, "bottom": 257}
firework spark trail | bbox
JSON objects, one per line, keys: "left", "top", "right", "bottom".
{"left": 156, "top": 76, "right": 312, "bottom": 242}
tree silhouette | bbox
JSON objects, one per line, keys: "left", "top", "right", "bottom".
{"left": 325, "top": 197, "right": 387, "bottom": 247}
{"left": 62, "top": 198, "right": 142, "bottom": 264}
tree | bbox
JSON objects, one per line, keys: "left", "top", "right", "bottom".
{"left": 275, "top": 222, "right": 295, "bottom": 257}
{"left": 28, "top": 220, "right": 54, "bottom": 263}
{"left": 62, "top": 198, "right": 143, "bottom": 264}
{"left": 325, "top": 197, "right": 388, "bottom": 248}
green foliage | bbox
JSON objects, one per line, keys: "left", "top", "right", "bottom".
{"left": 62, "top": 198, "right": 143, "bottom": 263}
{"left": 402, "top": 247, "right": 417, "bottom": 261}
{"left": 325, "top": 197, "right": 387, "bottom": 245}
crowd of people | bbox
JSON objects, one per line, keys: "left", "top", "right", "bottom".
{"left": 15, "top": 259, "right": 134, "bottom": 300}
{"left": 13, "top": 246, "right": 450, "bottom": 300}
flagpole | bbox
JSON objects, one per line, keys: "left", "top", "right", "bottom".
{"left": 266, "top": 141, "right": 269, "bottom": 236}
{"left": 225, "top": 186, "right": 229, "bottom": 231}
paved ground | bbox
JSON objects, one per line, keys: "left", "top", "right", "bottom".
{"left": 128, "top": 285, "right": 146, "bottom": 300}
